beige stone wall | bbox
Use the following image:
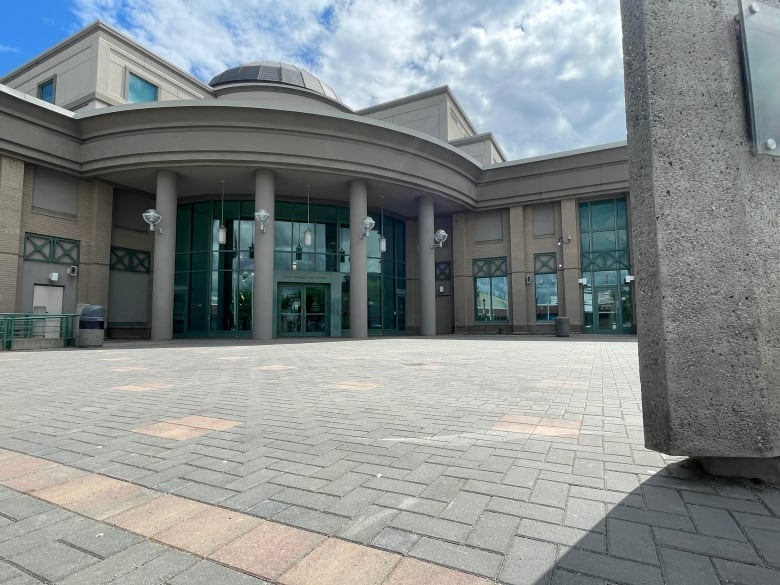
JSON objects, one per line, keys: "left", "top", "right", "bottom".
{"left": 21, "top": 167, "right": 113, "bottom": 311}
{"left": 0, "top": 156, "right": 25, "bottom": 312}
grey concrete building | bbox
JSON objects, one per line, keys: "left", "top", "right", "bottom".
{"left": 0, "top": 21, "right": 632, "bottom": 341}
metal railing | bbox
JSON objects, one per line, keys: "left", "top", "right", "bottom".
{"left": 0, "top": 313, "right": 78, "bottom": 350}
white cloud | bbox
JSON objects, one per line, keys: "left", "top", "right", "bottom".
{"left": 72, "top": 0, "right": 626, "bottom": 159}
{"left": 0, "top": 45, "right": 20, "bottom": 53}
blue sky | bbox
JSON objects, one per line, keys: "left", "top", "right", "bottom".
{"left": 0, "top": 0, "right": 627, "bottom": 160}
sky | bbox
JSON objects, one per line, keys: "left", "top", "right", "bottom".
{"left": 0, "top": 0, "right": 627, "bottom": 161}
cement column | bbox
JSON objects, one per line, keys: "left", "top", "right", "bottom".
{"left": 418, "top": 194, "right": 435, "bottom": 336}
{"left": 560, "top": 199, "right": 582, "bottom": 328}
{"left": 150, "top": 169, "right": 177, "bottom": 341}
{"left": 349, "top": 180, "right": 368, "bottom": 338}
{"left": 622, "top": 1, "right": 780, "bottom": 480}
{"left": 509, "top": 206, "right": 527, "bottom": 333}
{"left": 0, "top": 156, "right": 25, "bottom": 313}
{"left": 253, "top": 170, "right": 275, "bottom": 340}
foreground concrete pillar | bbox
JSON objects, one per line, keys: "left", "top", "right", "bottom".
{"left": 150, "top": 170, "right": 177, "bottom": 341}
{"left": 253, "top": 170, "right": 275, "bottom": 340}
{"left": 418, "top": 194, "right": 435, "bottom": 336}
{"left": 622, "top": 1, "right": 780, "bottom": 480}
{"left": 349, "top": 180, "right": 368, "bottom": 338}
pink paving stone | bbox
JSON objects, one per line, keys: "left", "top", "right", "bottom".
{"left": 2, "top": 465, "right": 89, "bottom": 493}
{"left": 280, "top": 538, "right": 400, "bottom": 585}
{"left": 153, "top": 506, "right": 261, "bottom": 556}
{"left": 32, "top": 474, "right": 126, "bottom": 506}
{"left": 131, "top": 422, "right": 210, "bottom": 440}
{"left": 384, "top": 558, "right": 494, "bottom": 585}
{"left": 171, "top": 415, "right": 242, "bottom": 430}
{"left": 212, "top": 521, "right": 326, "bottom": 580}
{"left": 106, "top": 494, "right": 209, "bottom": 536}
{"left": 66, "top": 482, "right": 159, "bottom": 519}
{"left": 113, "top": 383, "right": 174, "bottom": 392}
{"left": 533, "top": 426, "right": 580, "bottom": 438}
{"left": 0, "top": 450, "right": 29, "bottom": 465}
{"left": 0, "top": 457, "right": 58, "bottom": 481}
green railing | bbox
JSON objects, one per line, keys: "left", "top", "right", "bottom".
{"left": 0, "top": 313, "right": 78, "bottom": 350}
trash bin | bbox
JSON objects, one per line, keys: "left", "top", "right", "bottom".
{"left": 78, "top": 305, "right": 105, "bottom": 347}
{"left": 554, "top": 316, "right": 570, "bottom": 337}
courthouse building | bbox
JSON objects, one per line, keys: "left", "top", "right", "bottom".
{"left": 0, "top": 21, "right": 632, "bottom": 340}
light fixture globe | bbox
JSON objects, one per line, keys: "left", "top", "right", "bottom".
{"left": 142, "top": 209, "right": 162, "bottom": 233}
{"left": 303, "top": 227, "right": 313, "bottom": 247}
{"left": 254, "top": 209, "right": 271, "bottom": 232}
{"left": 432, "top": 228, "right": 448, "bottom": 248}
{"left": 359, "top": 216, "right": 375, "bottom": 239}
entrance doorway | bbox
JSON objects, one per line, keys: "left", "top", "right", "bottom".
{"left": 582, "top": 271, "right": 633, "bottom": 334}
{"left": 32, "top": 284, "right": 64, "bottom": 338}
{"left": 278, "top": 284, "right": 329, "bottom": 336}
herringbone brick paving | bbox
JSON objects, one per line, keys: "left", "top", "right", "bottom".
{"left": 0, "top": 336, "right": 778, "bottom": 584}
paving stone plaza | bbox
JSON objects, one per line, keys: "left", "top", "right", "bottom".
{"left": 0, "top": 336, "right": 779, "bottom": 584}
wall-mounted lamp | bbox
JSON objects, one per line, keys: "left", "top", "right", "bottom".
{"left": 303, "top": 184, "right": 313, "bottom": 247}
{"left": 142, "top": 209, "right": 162, "bottom": 234}
{"left": 254, "top": 209, "right": 271, "bottom": 232}
{"left": 218, "top": 179, "right": 227, "bottom": 245}
{"left": 432, "top": 228, "right": 448, "bottom": 248}
{"left": 359, "top": 216, "right": 375, "bottom": 239}
{"left": 578, "top": 277, "right": 588, "bottom": 285}
{"left": 625, "top": 275, "right": 635, "bottom": 283}
{"left": 557, "top": 235, "right": 572, "bottom": 246}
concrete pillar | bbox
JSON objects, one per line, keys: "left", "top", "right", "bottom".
{"left": 418, "top": 194, "right": 435, "bottom": 336}
{"left": 150, "top": 170, "right": 177, "bottom": 341}
{"left": 0, "top": 156, "right": 25, "bottom": 313}
{"left": 253, "top": 170, "right": 275, "bottom": 340}
{"left": 560, "top": 199, "right": 582, "bottom": 328}
{"left": 349, "top": 180, "right": 368, "bottom": 338}
{"left": 509, "top": 206, "right": 527, "bottom": 333}
{"left": 622, "top": 1, "right": 780, "bottom": 480}
{"left": 451, "top": 214, "right": 470, "bottom": 333}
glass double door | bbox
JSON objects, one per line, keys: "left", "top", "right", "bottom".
{"left": 582, "top": 270, "right": 634, "bottom": 334}
{"left": 279, "top": 284, "right": 329, "bottom": 336}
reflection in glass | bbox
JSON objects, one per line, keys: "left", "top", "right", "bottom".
{"left": 535, "top": 274, "right": 558, "bottom": 321}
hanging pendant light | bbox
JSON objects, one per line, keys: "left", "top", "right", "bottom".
{"left": 303, "top": 184, "right": 313, "bottom": 247}
{"left": 218, "top": 179, "right": 227, "bottom": 245}
{"left": 379, "top": 194, "right": 387, "bottom": 254}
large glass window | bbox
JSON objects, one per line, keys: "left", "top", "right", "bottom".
{"left": 534, "top": 253, "right": 558, "bottom": 321}
{"left": 473, "top": 257, "right": 508, "bottom": 322}
{"left": 579, "top": 197, "right": 633, "bottom": 333}
{"left": 128, "top": 72, "right": 158, "bottom": 103}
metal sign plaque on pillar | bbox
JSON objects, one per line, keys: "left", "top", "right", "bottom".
{"left": 738, "top": 0, "right": 780, "bottom": 156}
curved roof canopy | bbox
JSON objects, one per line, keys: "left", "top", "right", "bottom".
{"left": 209, "top": 61, "right": 343, "bottom": 105}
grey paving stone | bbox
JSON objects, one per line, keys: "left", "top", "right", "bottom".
{"left": 530, "top": 480, "right": 569, "bottom": 508}
{"left": 374, "top": 492, "right": 447, "bottom": 516}
{"left": 540, "top": 470, "right": 605, "bottom": 490}
{"left": 246, "top": 499, "right": 289, "bottom": 518}
{"left": 759, "top": 492, "right": 780, "bottom": 516}
{"left": 712, "top": 557, "right": 780, "bottom": 585}
{"left": 488, "top": 497, "right": 565, "bottom": 523}
{"left": 551, "top": 569, "right": 610, "bottom": 585}
{"left": 170, "top": 480, "right": 238, "bottom": 504}
{"left": 743, "top": 526, "right": 780, "bottom": 568}
{"left": 680, "top": 491, "right": 771, "bottom": 515}
{"left": 556, "top": 548, "right": 664, "bottom": 585}
{"left": 8, "top": 540, "right": 99, "bottom": 582}
{"left": 272, "top": 505, "right": 349, "bottom": 534}
{"left": 658, "top": 547, "right": 721, "bottom": 585}
{"left": 572, "top": 457, "right": 605, "bottom": 479}
{"left": 104, "top": 550, "right": 197, "bottom": 584}
{"left": 607, "top": 518, "right": 658, "bottom": 565}
{"left": 466, "top": 511, "right": 520, "bottom": 553}
{"left": 0, "top": 510, "right": 72, "bottom": 544}
{"left": 390, "top": 511, "right": 471, "bottom": 542}
{"left": 440, "top": 491, "right": 490, "bottom": 524}
{"left": 221, "top": 482, "right": 285, "bottom": 511}
{"left": 167, "top": 560, "right": 270, "bottom": 584}
{"left": 271, "top": 487, "right": 339, "bottom": 510}
{"left": 606, "top": 505, "right": 696, "bottom": 532}
{"left": 564, "top": 498, "right": 606, "bottom": 533}
{"left": 518, "top": 518, "right": 606, "bottom": 553}
{"left": 336, "top": 505, "right": 398, "bottom": 543}
{"left": 463, "top": 479, "right": 531, "bottom": 501}
{"left": 500, "top": 537, "right": 556, "bottom": 585}
{"left": 410, "top": 536, "right": 503, "bottom": 579}
{"left": 371, "top": 527, "right": 421, "bottom": 554}
{"left": 60, "top": 520, "right": 143, "bottom": 558}
{"left": 569, "top": 486, "right": 644, "bottom": 508}
{"left": 733, "top": 511, "right": 780, "bottom": 532}
{"left": 687, "top": 503, "right": 747, "bottom": 541}
{"left": 654, "top": 526, "right": 763, "bottom": 564}
{"left": 364, "top": 476, "right": 425, "bottom": 497}
{"left": 641, "top": 485, "right": 688, "bottom": 516}
{"left": 0, "top": 496, "right": 55, "bottom": 522}
{"left": 420, "top": 475, "right": 466, "bottom": 502}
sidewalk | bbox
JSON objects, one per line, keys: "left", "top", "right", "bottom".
{"left": 0, "top": 336, "right": 777, "bottom": 584}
